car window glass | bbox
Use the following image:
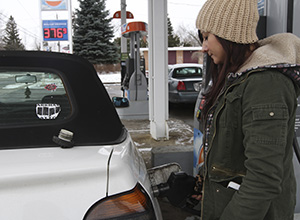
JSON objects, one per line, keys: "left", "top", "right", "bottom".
{"left": 0, "top": 70, "right": 71, "bottom": 126}
{"left": 173, "top": 67, "right": 202, "bottom": 78}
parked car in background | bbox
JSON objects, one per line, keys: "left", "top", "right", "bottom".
{"left": 168, "top": 63, "right": 203, "bottom": 104}
{"left": 0, "top": 51, "right": 162, "bottom": 220}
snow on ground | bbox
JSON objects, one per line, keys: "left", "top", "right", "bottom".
{"left": 98, "top": 72, "right": 121, "bottom": 84}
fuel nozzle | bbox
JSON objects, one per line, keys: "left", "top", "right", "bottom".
{"left": 148, "top": 163, "right": 201, "bottom": 215}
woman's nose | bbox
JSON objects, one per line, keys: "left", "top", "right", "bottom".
{"left": 202, "top": 42, "right": 208, "bottom": 52}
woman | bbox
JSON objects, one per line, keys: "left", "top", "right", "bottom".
{"left": 195, "top": 0, "right": 300, "bottom": 219}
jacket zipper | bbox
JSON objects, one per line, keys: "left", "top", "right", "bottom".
{"left": 200, "top": 69, "right": 263, "bottom": 220}
{"left": 200, "top": 87, "right": 226, "bottom": 220}
{"left": 211, "top": 166, "right": 246, "bottom": 179}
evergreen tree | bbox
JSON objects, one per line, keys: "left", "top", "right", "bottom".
{"left": 0, "top": 13, "right": 4, "bottom": 50}
{"left": 73, "top": 0, "right": 118, "bottom": 64}
{"left": 113, "top": 37, "right": 128, "bottom": 54}
{"left": 2, "top": 16, "right": 25, "bottom": 50}
{"left": 167, "top": 16, "right": 180, "bottom": 47}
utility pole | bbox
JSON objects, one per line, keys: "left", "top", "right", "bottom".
{"left": 121, "top": 0, "right": 127, "bottom": 54}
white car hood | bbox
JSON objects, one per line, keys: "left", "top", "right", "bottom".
{"left": 0, "top": 135, "right": 149, "bottom": 220}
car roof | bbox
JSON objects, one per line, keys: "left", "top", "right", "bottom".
{"left": 168, "top": 63, "right": 203, "bottom": 68}
{"left": 0, "top": 51, "right": 126, "bottom": 149}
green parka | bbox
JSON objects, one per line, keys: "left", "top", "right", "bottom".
{"left": 200, "top": 33, "right": 300, "bottom": 220}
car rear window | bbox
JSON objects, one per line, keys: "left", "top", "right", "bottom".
{"left": 0, "top": 70, "right": 71, "bottom": 126}
{"left": 173, "top": 67, "right": 202, "bottom": 78}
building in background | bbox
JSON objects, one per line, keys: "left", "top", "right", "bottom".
{"left": 141, "top": 47, "right": 202, "bottom": 72}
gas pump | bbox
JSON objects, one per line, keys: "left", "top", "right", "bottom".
{"left": 121, "top": 21, "right": 148, "bottom": 101}
{"left": 113, "top": 22, "right": 149, "bottom": 119}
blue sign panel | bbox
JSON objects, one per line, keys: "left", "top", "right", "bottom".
{"left": 43, "top": 20, "right": 68, "bottom": 41}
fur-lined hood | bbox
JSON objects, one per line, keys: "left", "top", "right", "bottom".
{"left": 229, "top": 33, "right": 300, "bottom": 86}
{"left": 239, "top": 33, "right": 300, "bottom": 72}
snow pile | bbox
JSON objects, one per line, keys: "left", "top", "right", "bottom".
{"left": 98, "top": 72, "right": 121, "bottom": 83}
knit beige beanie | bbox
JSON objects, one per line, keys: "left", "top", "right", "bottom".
{"left": 196, "top": 0, "right": 259, "bottom": 44}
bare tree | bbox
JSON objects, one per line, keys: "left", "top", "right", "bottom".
{"left": 176, "top": 24, "right": 201, "bottom": 47}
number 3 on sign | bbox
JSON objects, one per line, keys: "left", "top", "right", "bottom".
{"left": 44, "top": 28, "right": 50, "bottom": 39}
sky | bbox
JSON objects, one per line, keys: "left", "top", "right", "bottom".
{"left": 0, "top": 0, "right": 206, "bottom": 50}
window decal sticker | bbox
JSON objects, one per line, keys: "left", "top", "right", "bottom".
{"left": 45, "top": 84, "right": 57, "bottom": 91}
{"left": 36, "top": 103, "right": 61, "bottom": 120}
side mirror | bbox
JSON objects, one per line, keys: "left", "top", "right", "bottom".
{"left": 15, "top": 74, "right": 37, "bottom": 84}
{"left": 112, "top": 97, "right": 129, "bottom": 108}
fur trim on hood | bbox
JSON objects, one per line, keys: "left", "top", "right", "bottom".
{"left": 228, "top": 33, "right": 300, "bottom": 87}
{"left": 238, "top": 33, "right": 300, "bottom": 72}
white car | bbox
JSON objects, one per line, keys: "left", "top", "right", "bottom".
{"left": 0, "top": 51, "right": 162, "bottom": 220}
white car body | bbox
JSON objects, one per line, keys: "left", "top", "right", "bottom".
{"left": 0, "top": 135, "right": 161, "bottom": 219}
{"left": 0, "top": 51, "right": 162, "bottom": 220}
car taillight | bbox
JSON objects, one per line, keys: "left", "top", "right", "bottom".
{"left": 177, "top": 81, "right": 186, "bottom": 91}
{"left": 83, "top": 184, "right": 156, "bottom": 220}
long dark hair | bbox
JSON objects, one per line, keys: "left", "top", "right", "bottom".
{"left": 202, "top": 36, "right": 259, "bottom": 118}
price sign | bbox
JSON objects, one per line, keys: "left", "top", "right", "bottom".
{"left": 43, "top": 20, "right": 68, "bottom": 41}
